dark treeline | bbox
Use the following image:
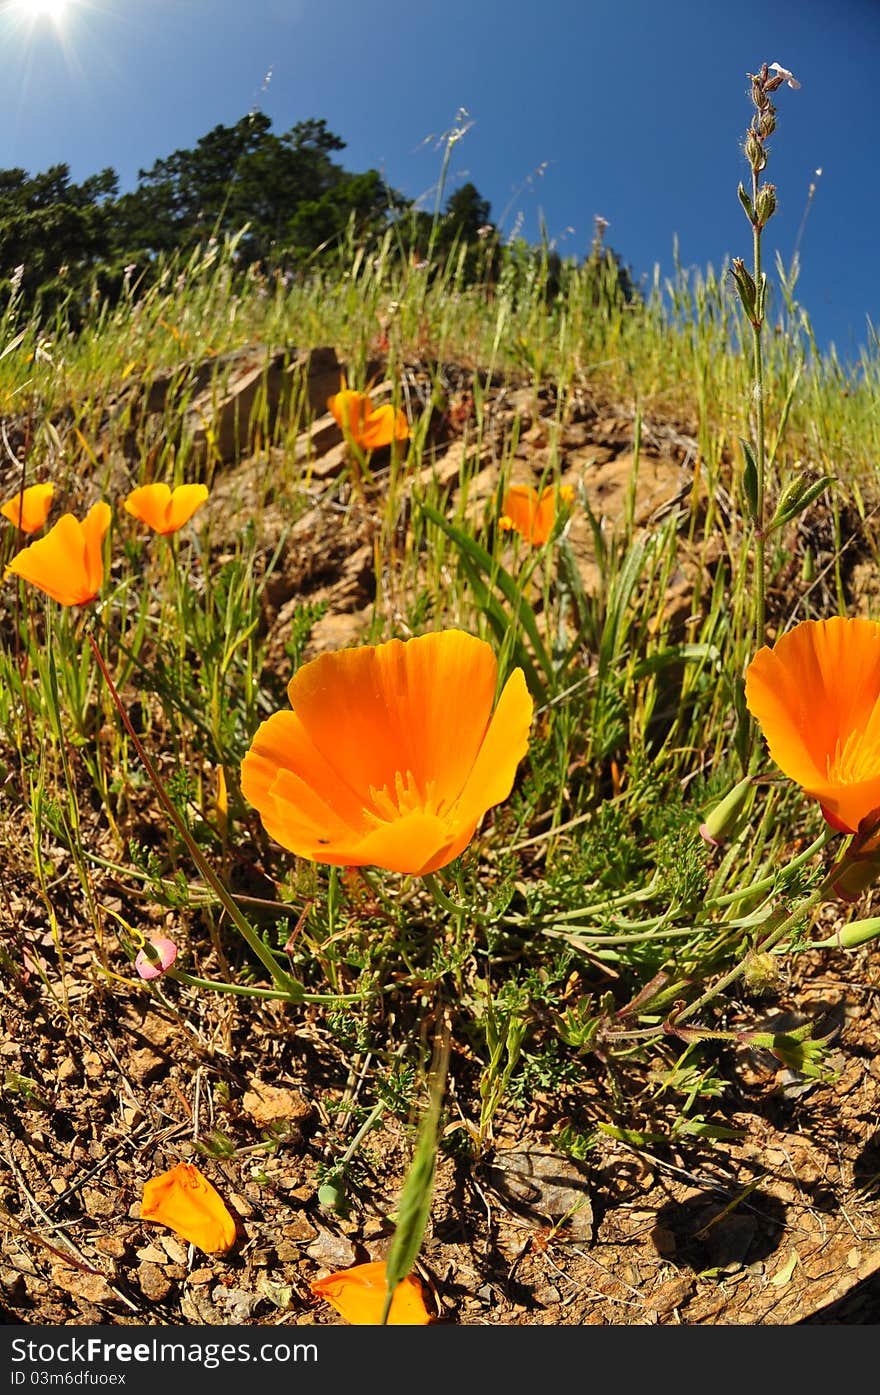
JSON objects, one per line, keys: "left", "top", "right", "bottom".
{"left": 0, "top": 112, "right": 636, "bottom": 322}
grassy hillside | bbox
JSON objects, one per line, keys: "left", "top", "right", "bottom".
{"left": 2, "top": 73, "right": 880, "bottom": 1327}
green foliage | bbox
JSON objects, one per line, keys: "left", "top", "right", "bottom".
{"left": 1, "top": 82, "right": 876, "bottom": 1313}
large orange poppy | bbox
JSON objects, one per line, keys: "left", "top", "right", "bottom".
{"left": 241, "top": 629, "right": 533, "bottom": 875}
{"left": 499, "top": 484, "right": 575, "bottom": 545}
{"left": 310, "top": 1260, "right": 431, "bottom": 1325}
{"left": 124, "top": 482, "right": 209, "bottom": 535}
{"left": 0, "top": 482, "right": 55, "bottom": 534}
{"left": 745, "top": 616, "right": 880, "bottom": 834}
{"left": 5, "top": 501, "right": 111, "bottom": 606}
{"left": 328, "top": 388, "right": 409, "bottom": 451}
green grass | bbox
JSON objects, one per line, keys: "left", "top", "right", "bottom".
{"left": 2, "top": 90, "right": 879, "bottom": 1283}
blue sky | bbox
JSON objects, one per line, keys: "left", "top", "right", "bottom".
{"left": 0, "top": 0, "right": 877, "bottom": 362}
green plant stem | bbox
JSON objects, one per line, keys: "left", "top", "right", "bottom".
{"left": 167, "top": 968, "right": 369, "bottom": 1004}
{"left": 422, "top": 872, "right": 479, "bottom": 920}
{"left": 86, "top": 627, "right": 303, "bottom": 1000}
{"left": 338, "top": 1099, "right": 386, "bottom": 1166}
{"left": 707, "top": 828, "right": 836, "bottom": 907}
{"left": 672, "top": 882, "right": 827, "bottom": 1028}
{"left": 751, "top": 167, "right": 767, "bottom": 651}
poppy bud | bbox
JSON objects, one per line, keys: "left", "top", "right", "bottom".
{"left": 699, "top": 775, "right": 754, "bottom": 847}
{"left": 810, "top": 917, "right": 880, "bottom": 950}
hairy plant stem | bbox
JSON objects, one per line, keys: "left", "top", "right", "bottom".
{"left": 751, "top": 165, "right": 768, "bottom": 654}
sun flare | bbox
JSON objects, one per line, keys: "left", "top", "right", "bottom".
{"left": 11, "top": 0, "right": 74, "bottom": 26}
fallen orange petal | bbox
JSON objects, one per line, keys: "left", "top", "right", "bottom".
{"left": 141, "top": 1161, "right": 236, "bottom": 1253}
{"left": 310, "top": 1260, "right": 431, "bottom": 1325}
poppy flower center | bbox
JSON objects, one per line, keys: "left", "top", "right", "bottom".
{"left": 366, "top": 769, "right": 444, "bottom": 824}
{"left": 826, "top": 729, "right": 880, "bottom": 786}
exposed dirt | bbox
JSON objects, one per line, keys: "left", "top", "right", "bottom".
{"left": 2, "top": 350, "right": 880, "bottom": 1328}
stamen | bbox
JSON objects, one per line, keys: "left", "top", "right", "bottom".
{"left": 365, "top": 770, "right": 443, "bottom": 823}
{"left": 826, "top": 729, "right": 880, "bottom": 785}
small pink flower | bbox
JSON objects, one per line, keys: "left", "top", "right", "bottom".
{"left": 135, "top": 936, "right": 178, "bottom": 980}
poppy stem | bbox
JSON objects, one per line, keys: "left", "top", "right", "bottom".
{"left": 168, "top": 967, "right": 371, "bottom": 1004}
{"left": 85, "top": 627, "right": 304, "bottom": 1001}
{"left": 421, "top": 872, "right": 473, "bottom": 920}
{"left": 671, "top": 883, "right": 827, "bottom": 1028}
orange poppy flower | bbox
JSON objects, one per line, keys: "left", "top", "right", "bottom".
{"left": 310, "top": 1260, "right": 431, "bottom": 1325}
{"left": 140, "top": 1161, "right": 236, "bottom": 1253}
{"left": 124, "top": 482, "right": 209, "bottom": 535}
{"left": 499, "top": 484, "right": 575, "bottom": 545}
{"left": 240, "top": 629, "right": 533, "bottom": 876}
{"left": 4, "top": 501, "right": 111, "bottom": 606}
{"left": 328, "top": 388, "right": 409, "bottom": 451}
{"left": 745, "top": 616, "right": 880, "bottom": 834}
{"left": 0, "top": 482, "right": 55, "bottom": 534}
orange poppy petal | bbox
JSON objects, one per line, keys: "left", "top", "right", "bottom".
{"left": 530, "top": 485, "right": 574, "bottom": 545}
{"left": 241, "top": 709, "right": 372, "bottom": 832}
{"left": 244, "top": 762, "right": 367, "bottom": 858}
{"left": 286, "top": 631, "right": 499, "bottom": 811}
{"left": 81, "top": 501, "right": 111, "bottom": 593}
{"left": 530, "top": 495, "right": 556, "bottom": 545}
{"left": 499, "top": 485, "right": 538, "bottom": 541}
{"left": 141, "top": 1162, "right": 236, "bottom": 1253}
{"left": 0, "top": 482, "right": 55, "bottom": 534}
{"left": 746, "top": 617, "right": 880, "bottom": 833}
{"left": 800, "top": 772, "right": 880, "bottom": 836}
{"left": 453, "top": 666, "right": 534, "bottom": 829}
{"left": 165, "top": 483, "right": 209, "bottom": 532}
{"left": 328, "top": 390, "right": 371, "bottom": 445}
{"left": 349, "top": 809, "right": 462, "bottom": 875}
{"left": 360, "top": 403, "right": 409, "bottom": 449}
{"left": 124, "top": 483, "right": 173, "bottom": 531}
{"left": 6, "top": 512, "right": 100, "bottom": 605}
{"left": 375, "top": 629, "right": 500, "bottom": 806}
{"left": 746, "top": 618, "right": 880, "bottom": 789}
{"left": 310, "top": 1261, "right": 431, "bottom": 1325}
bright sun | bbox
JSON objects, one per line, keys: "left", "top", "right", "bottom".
{"left": 13, "top": 0, "right": 73, "bottom": 24}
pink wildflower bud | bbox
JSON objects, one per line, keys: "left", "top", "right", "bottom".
{"left": 135, "top": 936, "right": 178, "bottom": 980}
